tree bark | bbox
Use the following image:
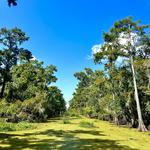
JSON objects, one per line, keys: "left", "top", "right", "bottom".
{"left": 0, "top": 76, "right": 6, "bottom": 98}
{"left": 147, "top": 67, "right": 150, "bottom": 90}
{"left": 114, "top": 115, "right": 119, "bottom": 125}
{"left": 130, "top": 56, "right": 147, "bottom": 132}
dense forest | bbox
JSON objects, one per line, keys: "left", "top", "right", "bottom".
{"left": 0, "top": 27, "right": 66, "bottom": 122}
{"left": 69, "top": 17, "right": 150, "bottom": 132}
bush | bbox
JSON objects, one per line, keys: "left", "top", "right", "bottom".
{"left": 0, "top": 122, "right": 14, "bottom": 131}
{"left": 83, "top": 107, "right": 96, "bottom": 118}
{"left": 6, "top": 101, "right": 21, "bottom": 116}
{"left": 63, "top": 119, "right": 71, "bottom": 124}
{"left": 67, "top": 110, "right": 79, "bottom": 117}
{"left": 0, "top": 120, "right": 36, "bottom": 132}
{"left": 20, "top": 96, "right": 47, "bottom": 122}
{"left": 98, "top": 114, "right": 113, "bottom": 121}
{"left": 0, "top": 100, "right": 9, "bottom": 117}
{"left": 16, "top": 122, "right": 34, "bottom": 130}
{"left": 79, "top": 121, "right": 95, "bottom": 128}
{"left": 0, "top": 88, "right": 66, "bottom": 123}
{"left": 6, "top": 114, "right": 20, "bottom": 123}
{"left": 0, "top": 97, "right": 47, "bottom": 123}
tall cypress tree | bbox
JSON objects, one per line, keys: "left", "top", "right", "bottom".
{"left": 94, "top": 17, "right": 150, "bottom": 131}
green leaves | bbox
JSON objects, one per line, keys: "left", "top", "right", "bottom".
{"left": 0, "top": 27, "right": 32, "bottom": 98}
{"left": 6, "top": 60, "right": 57, "bottom": 101}
{"left": 0, "top": 27, "right": 66, "bottom": 122}
{"left": 70, "top": 17, "right": 150, "bottom": 129}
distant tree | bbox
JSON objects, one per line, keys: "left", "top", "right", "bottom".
{"left": 71, "top": 68, "right": 105, "bottom": 116}
{"left": 45, "top": 86, "right": 66, "bottom": 117}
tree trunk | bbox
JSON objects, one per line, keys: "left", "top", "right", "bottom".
{"left": 0, "top": 76, "right": 6, "bottom": 98}
{"left": 131, "top": 118, "right": 138, "bottom": 128}
{"left": 130, "top": 56, "right": 147, "bottom": 132}
{"left": 147, "top": 68, "right": 150, "bottom": 90}
{"left": 114, "top": 115, "right": 119, "bottom": 125}
{"left": 148, "top": 75, "right": 150, "bottom": 90}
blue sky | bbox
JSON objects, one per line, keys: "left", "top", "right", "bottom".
{"left": 0, "top": 0, "right": 150, "bottom": 101}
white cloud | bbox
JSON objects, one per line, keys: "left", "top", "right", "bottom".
{"left": 87, "top": 44, "right": 102, "bottom": 60}
{"left": 118, "top": 32, "right": 148, "bottom": 58}
{"left": 92, "top": 44, "right": 102, "bottom": 54}
{"left": 115, "top": 56, "right": 129, "bottom": 66}
{"left": 89, "top": 32, "right": 141, "bottom": 62}
{"left": 118, "top": 32, "right": 140, "bottom": 49}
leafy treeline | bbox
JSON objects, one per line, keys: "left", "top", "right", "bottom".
{"left": 69, "top": 17, "right": 150, "bottom": 131}
{"left": 0, "top": 27, "right": 66, "bottom": 122}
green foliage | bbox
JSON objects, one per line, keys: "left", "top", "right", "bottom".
{"left": 6, "top": 101, "right": 22, "bottom": 116}
{"left": 70, "top": 17, "right": 150, "bottom": 131}
{"left": 0, "top": 118, "right": 36, "bottom": 132}
{"left": 0, "top": 27, "right": 32, "bottom": 98}
{"left": 66, "top": 109, "right": 79, "bottom": 117}
{"left": 6, "top": 60, "right": 57, "bottom": 102}
{"left": 62, "top": 119, "right": 71, "bottom": 124}
{"left": 146, "top": 102, "right": 150, "bottom": 112}
{"left": 0, "top": 27, "right": 66, "bottom": 124}
{"left": 79, "top": 121, "right": 95, "bottom": 128}
{"left": 83, "top": 106, "right": 97, "bottom": 117}
{"left": 44, "top": 86, "right": 66, "bottom": 118}
{"left": 0, "top": 99, "right": 9, "bottom": 115}
{"left": 19, "top": 94, "right": 48, "bottom": 122}
{"left": 0, "top": 86, "right": 66, "bottom": 123}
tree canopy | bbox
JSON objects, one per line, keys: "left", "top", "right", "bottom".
{"left": 69, "top": 17, "right": 150, "bottom": 131}
{"left": 0, "top": 27, "right": 66, "bottom": 122}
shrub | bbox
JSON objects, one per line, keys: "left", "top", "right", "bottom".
{"left": 0, "top": 122, "right": 14, "bottom": 131}
{"left": 6, "top": 100, "right": 22, "bottom": 116}
{"left": 0, "top": 100, "right": 9, "bottom": 117}
{"left": 0, "top": 120, "right": 36, "bottom": 132}
{"left": 20, "top": 96, "right": 47, "bottom": 122}
{"left": 79, "top": 121, "right": 95, "bottom": 128}
{"left": 16, "top": 122, "right": 35, "bottom": 130}
{"left": 0, "top": 89, "right": 66, "bottom": 123}
{"left": 83, "top": 107, "right": 96, "bottom": 117}
{"left": 63, "top": 119, "right": 71, "bottom": 124}
{"left": 67, "top": 110, "right": 79, "bottom": 117}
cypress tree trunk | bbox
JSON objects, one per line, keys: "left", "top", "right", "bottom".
{"left": 0, "top": 76, "right": 6, "bottom": 98}
{"left": 130, "top": 56, "right": 147, "bottom": 132}
{"left": 148, "top": 75, "right": 150, "bottom": 90}
{"left": 147, "top": 68, "right": 150, "bottom": 90}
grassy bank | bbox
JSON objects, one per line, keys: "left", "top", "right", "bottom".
{"left": 0, "top": 117, "right": 149, "bottom": 150}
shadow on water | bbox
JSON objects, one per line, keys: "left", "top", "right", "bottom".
{"left": 0, "top": 128, "right": 139, "bottom": 150}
